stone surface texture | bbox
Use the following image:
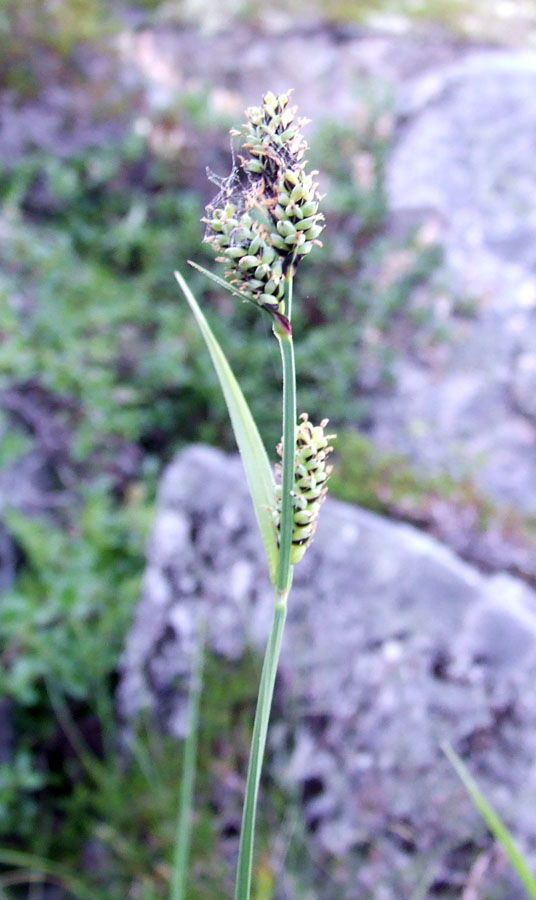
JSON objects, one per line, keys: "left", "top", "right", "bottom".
{"left": 378, "top": 51, "right": 536, "bottom": 512}
{"left": 119, "top": 445, "right": 536, "bottom": 899}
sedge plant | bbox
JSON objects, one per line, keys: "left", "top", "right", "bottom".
{"left": 175, "top": 91, "right": 335, "bottom": 900}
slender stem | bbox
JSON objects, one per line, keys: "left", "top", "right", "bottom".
{"left": 275, "top": 273, "right": 296, "bottom": 595}
{"left": 234, "top": 274, "right": 296, "bottom": 899}
{"left": 285, "top": 268, "right": 293, "bottom": 321}
{"left": 234, "top": 600, "right": 288, "bottom": 900}
{"left": 46, "top": 680, "right": 107, "bottom": 786}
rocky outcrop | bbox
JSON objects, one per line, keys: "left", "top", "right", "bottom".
{"left": 119, "top": 445, "right": 536, "bottom": 899}
{"left": 378, "top": 51, "right": 536, "bottom": 514}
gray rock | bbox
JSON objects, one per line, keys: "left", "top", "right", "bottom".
{"left": 391, "top": 52, "right": 536, "bottom": 276}
{"left": 380, "top": 50, "right": 536, "bottom": 513}
{"left": 116, "top": 21, "right": 468, "bottom": 158}
{"left": 119, "top": 445, "right": 536, "bottom": 898}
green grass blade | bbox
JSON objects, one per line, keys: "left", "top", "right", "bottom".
{"left": 169, "top": 635, "right": 205, "bottom": 900}
{"left": 174, "top": 270, "right": 278, "bottom": 585}
{"left": 46, "top": 680, "right": 108, "bottom": 786}
{"left": 187, "top": 260, "right": 258, "bottom": 306}
{"left": 442, "top": 743, "right": 536, "bottom": 898}
{"left": 0, "top": 850, "right": 94, "bottom": 900}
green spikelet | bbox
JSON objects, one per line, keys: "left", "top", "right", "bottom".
{"left": 274, "top": 414, "right": 336, "bottom": 564}
{"left": 202, "top": 91, "right": 324, "bottom": 319}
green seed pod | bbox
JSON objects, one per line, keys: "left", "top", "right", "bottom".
{"left": 238, "top": 255, "right": 259, "bottom": 270}
{"left": 290, "top": 544, "right": 308, "bottom": 564}
{"left": 295, "top": 216, "right": 319, "bottom": 231}
{"left": 284, "top": 169, "right": 299, "bottom": 187}
{"left": 279, "top": 126, "right": 298, "bottom": 142}
{"left": 299, "top": 200, "right": 318, "bottom": 218}
{"left": 285, "top": 232, "right": 306, "bottom": 246}
{"left": 293, "top": 510, "right": 314, "bottom": 527}
{"left": 292, "top": 525, "right": 313, "bottom": 542}
{"left": 247, "top": 159, "right": 264, "bottom": 174}
{"left": 261, "top": 245, "right": 277, "bottom": 265}
{"left": 305, "top": 224, "right": 324, "bottom": 241}
{"left": 270, "top": 233, "right": 289, "bottom": 251}
{"left": 263, "top": 279, "right": 277, "bottom": 295}
{"left": 255, "top": 264, "right": 270, "bottom": 281}
{"left": 259, "top": 293, "right": 280, "bottom": 309}
{"left": 277, "top": 220, "right": 296, "bottom": 238}
{"left": 249, "top": 233, "right": 262, "bottom": 255}
{"left": 225, "top": 246, "right": 246, "bottom": 259}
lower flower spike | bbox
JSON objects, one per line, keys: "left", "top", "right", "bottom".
{"left": 273, "top": 413, "right": 336, "bottom": 564}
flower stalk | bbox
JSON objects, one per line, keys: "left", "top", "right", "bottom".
{"left": 274, "top": 273, "right": 296, "bottom": 596}
{"left": 234, "top": 270, "right": 296, "bottom": 900}
{"left": 234, "top": 601, "right": 287, "bottom": 900}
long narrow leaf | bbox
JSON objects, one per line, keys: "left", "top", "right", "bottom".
{"left": 442, "top": 743, "right": 536, "bottom": 899}
{"left": 175, "top": 270, "right": 278, "bottom": 585}
{"left": 0, "top": 850, "right": 94, "bottom": 900}
{"left": 187, "top": 261, "right": 258, "bottom": 306}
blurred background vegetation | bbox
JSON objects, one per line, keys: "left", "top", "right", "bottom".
{"left": 1, "top": 0, "right": 535, "bottom": 897}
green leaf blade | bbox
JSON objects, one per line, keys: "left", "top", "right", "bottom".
{"left": 442, "top": 742, "right": 536, "bottom": 899}
{"left": 187, "top": 260, "right": 256, "bottom": 306}
{"left": 175, "top": 270, "right": 278, "bottom": 585}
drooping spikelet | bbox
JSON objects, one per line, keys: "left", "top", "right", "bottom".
{"left": 203, "top": 92, "right": 324, "bottom": 319}
{"left": 273, "top": 414, "right": 336, "bottom": 564}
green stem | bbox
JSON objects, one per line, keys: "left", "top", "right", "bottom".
{"left": 234, "top": 599, "right": 288, "bottom": 900}
{"left": 285, "top": 267, "right": 293, "bottom": 321}
{"left": 275, "top": 273, "right": 296, "bottom": 595}
{"left": 234, "top": 274, "right": 296, "bottom": 899}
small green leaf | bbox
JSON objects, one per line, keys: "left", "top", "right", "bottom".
{"left": 175, "top": 270, "right": 278, "bottom": 585}
{"left": 442, "top": 742, "right": 536, "bottom": 899}
{"left": 188, "top": 260, "right": 258, "bottom": 306}
{"left": 188, "top": 261, "right": 292, "bottom": 336}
